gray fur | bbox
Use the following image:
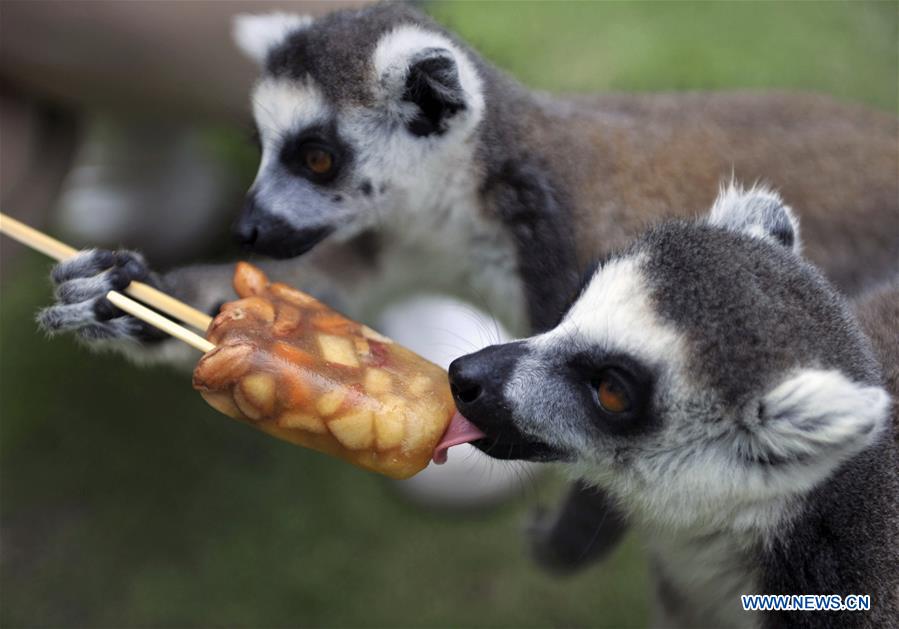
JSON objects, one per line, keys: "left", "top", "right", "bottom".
{"left": 265, "top": 4, "right": 429, "bottom": 104}
{"left": 855, "top": 277, "right": 899, "bottom": 405}
{"left": 38, "top": 299, "right": 102, "bottom": 333}
{"left": 456, "top": 187, "right": 899, "bottom": 627}
{"left": 38, "top": 249, "right": 165, "bottom": 343}
{"left": 636, "top": 220, "right": 879, "bottom": 408}
{"left": 56, "top": 270, "right": 122, "bottom": 304}
{"left": 707, "top": 184, "right": 800, "bottom": 252}
{"left": 50, "top": 248, "right": 115, "bottom": 283}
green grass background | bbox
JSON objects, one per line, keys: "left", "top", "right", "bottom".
{"left": 1, "top": 1, "right": 896, "bottom": 627}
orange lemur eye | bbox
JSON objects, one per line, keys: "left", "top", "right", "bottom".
{"left": 597, "top": 372, "right": 632, "bottom": 414}
{"left": 304, "top": 147, "right": 333, "bottom": 175}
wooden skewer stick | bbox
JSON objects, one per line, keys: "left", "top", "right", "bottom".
{"left": 0, "top": 212, "right": 213, "bottom": 331}
{"left": 106, "top": 292, "right": 215, "bottom": 353}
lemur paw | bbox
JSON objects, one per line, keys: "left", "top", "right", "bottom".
{"left": 525, "top": 506, "right": 585, "bottom": 575}
{"left": 37, "top": 249, "right": 167, "bottom": 343}
{"left": 524, "top": 501, "right": 627, "bottom": 575}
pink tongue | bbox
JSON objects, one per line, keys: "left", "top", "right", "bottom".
{"left": 433, "top": 411, "right": 487, "bottom": 465}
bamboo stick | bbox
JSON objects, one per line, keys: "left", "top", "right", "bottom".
{"left": 0, "top": 212, "right": 213, "bottom": 331}
{"left": 106, "top": 292, "right": 215, "bottom": 353}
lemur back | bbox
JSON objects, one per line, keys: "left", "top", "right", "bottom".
{"left": 856, "top": 279, "right": 899, "bottom": 409}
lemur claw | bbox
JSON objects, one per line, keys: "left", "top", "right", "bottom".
{"left": 38, "top": 248, "right": 166, "bottom": 343}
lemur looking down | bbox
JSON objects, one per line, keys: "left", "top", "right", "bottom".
{"left": 448, "top": 184, "right": 899, "bottom": 628}
{"left": 36, "top": 3, "right": 899, "bottom": 573}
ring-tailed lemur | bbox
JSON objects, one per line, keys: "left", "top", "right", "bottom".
{"left": 447, "top": 184, "right": 899, "bottom": 628}
{"left": 35, "top": 3, "right": 898, "bottom": 573}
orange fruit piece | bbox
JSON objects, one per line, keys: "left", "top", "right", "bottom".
{"left": 272, "top": 341, "right": 316, "bottom": 367}
{"left": 312, "top": 313, "right": 354, "bottom": 335}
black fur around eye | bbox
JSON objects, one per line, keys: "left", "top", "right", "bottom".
{"left": 281, "top": 133, "right": 341, "bottom": 184}
{"left": 572, "top": 354, "right": 656, "bottom": 436}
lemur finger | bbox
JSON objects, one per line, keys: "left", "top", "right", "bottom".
{"left": 55, "top": 250, "right": 156, "bottom": 316}
{"left": 77, "top": 323, "right": 122, "bottom": 341}
{"left": 51, "top": 249, "right": 116, "bottom": 283}
{"left": 37, "top": 301, "right": 99, "bottom": 334}
{"left": 112, "top": 250, "right": 150, "bottom": 282}
{"left": 77, "top": 317, "right": 167, "bottom": 343}
{"left": 92, "top": 294, "right": 125, "bottom": 322}
{"left": 85, "top": 288, "right": 168, "bottom": 339}
{"left": 56, "top": 268, "right": 128, "bottom": 305}
{"left": 41, "top": 275, "right": 133, "bottom": 331}
{"left": 38, "top": 300, "right": 166, "bottom": 342}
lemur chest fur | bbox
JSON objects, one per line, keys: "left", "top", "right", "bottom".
{"left": 372, "top": 168, "right": 529, "bottom": 336}
{"left": 649, "top": 530, "right": 760, "bottom": 628}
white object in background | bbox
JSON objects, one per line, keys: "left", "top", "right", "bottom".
{"left": 378, "top": 295, "right": 541, "bottom": 509}
{"left": 56, "top": 117, "right": 235, "bottom": 264}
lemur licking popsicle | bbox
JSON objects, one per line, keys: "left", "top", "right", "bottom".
{"left": 447, "top": 184, "right": 899, "bottom": 627}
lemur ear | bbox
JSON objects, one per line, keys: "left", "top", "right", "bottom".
{"left": 374, "top": 26, "right": 480, "bottom": 137}
{"left": 400, "top": 47, "right": 467, "bottom": 136}
{"left": 233, "top": 13, "right": 312, "bottom": 65}
{"left": 742, "top": 369, "right": 889, "bottom": 469}
{"left": 707, "top": 183, "right": 801, "bottom": 253}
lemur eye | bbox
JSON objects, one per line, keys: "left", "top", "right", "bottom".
{"left": 304, "top": 147, "right": 333, "bottom": 175}
{"left": 280, "top": 135, "right": 341, "bottom": 183}
{"left": 596, "top": 370, "right": 632, "bottom": 414}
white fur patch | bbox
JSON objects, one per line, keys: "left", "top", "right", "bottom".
{"left": 251, "top": 79, "right": 328, "bottom": 168}
{"left": 543, "top": 256, "right": 685, "bottom": 365}
{"left": 746, "top": 368, "right": 890, "bottom": 468}
{"left": 371, "top": 24, "right": 485, "bottom": 128}
{"left": 707, "top": 181, "right": 801, "bottom": 253}
{"left": 650, "top": 531, "right": 760, "bottom": 628}
{"left": 233, "top": 13, "right": 312, "bottom": 65}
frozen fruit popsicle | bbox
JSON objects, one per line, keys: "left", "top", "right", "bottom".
{"left": 192, "top": 263, "right": 480, "bottom": 479}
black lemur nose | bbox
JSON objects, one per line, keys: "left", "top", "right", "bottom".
{"left": 448, "top": 342, "right": 528, "bottom": 417}
{"left": 448, "top": 357, "right": 484, "bottom": 405}
{"left": 234, "top": 223, "right": 259, "bottom": 246}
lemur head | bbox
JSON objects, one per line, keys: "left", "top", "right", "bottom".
{"left": 231, "top": 4, "right": 485, "bottom": 258}
{"left": 449, "top": 185, "right": 892, "bottom": 530}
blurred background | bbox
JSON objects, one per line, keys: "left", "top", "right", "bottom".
{"left": 1, "top": 1, "right": 896, "bottom": 626}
